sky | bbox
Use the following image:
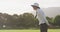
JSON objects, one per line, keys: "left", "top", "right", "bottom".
{"left": 0, "top": 0, "right": 60, "bottom": 17}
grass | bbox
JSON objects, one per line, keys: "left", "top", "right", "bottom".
{"left": 0, "top": 29, "right": 60, "bottom": 32}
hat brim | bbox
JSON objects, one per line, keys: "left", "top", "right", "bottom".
{"left": 31, "top": 5, "right": 39, "bottom": 8}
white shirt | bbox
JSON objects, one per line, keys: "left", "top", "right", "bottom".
{"left": 36, "top": 8, "right": 50, "bottom": 25}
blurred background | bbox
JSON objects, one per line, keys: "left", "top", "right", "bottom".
{"left": 0, "top": 0, "right": 60, "bottom": 30}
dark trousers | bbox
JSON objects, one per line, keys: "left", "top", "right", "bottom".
{"left": 40, "top": 23, "right": 48, "bottom": 32}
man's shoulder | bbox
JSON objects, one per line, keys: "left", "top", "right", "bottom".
{"left": 37, "top": 8, "right": 43, "bottom": 12}
{"left": 37, "top": 8, "right": 44, "bottom": 14}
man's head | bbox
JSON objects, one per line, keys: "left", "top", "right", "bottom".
{"left": 31, "top": 3, "right": 40, "bottom": 10}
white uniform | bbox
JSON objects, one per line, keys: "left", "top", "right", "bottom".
{"left": 36, "top": 8, "right": 50, "bottom": 25}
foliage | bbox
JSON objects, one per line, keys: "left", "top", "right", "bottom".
{"left": 0, "top": 13, "right": 60, "bottom": 29}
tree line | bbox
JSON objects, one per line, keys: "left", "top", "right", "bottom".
{"left": 0, "top": 13, "right": 60, "bottom": 29}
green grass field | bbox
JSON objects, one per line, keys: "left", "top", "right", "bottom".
{"left": 0, "top": 29, "right": 60, "bottom": 32}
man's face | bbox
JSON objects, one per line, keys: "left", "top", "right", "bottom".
{"left": 32, "top": 6, "right": 37, "bottom": 10}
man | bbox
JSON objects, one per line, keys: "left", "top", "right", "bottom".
{"left": 31, "top": 3, "right": 51, "bottom": 32}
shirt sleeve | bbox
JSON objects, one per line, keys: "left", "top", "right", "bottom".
{"left": 38, "top": 9, "right": 50, "bottom": 25}
{"left": 43, "top": 15, "right": 50, "bottom": 26}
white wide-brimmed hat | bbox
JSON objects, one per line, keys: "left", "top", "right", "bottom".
{"left": 31, "top": 3, "right": 39, "bottom": 8}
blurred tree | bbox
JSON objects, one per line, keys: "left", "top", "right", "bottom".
{"left": 46, "top": 17, "right": 54, "bottom": 24}
{"left": 17, "top": 13, "right": 37, "bottom": 28}
{"left": 1, "top": 12, "right": 60, "bottom": 29}
{"left": 54, "top": 15, "right": 60, "bottom": 26}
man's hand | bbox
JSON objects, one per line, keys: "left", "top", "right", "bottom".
{"left": 35, "top": 14, "right": 37, "bottom": 18}
{"left": 35, "top": 16, "right": 37, "bottom": 18}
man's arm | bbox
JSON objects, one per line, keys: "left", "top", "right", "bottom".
{"left": 35, "top": 11, "right": 37, "bottom": 18}
{"left": 35, "top": 14, "right": 37, "bottom": 18}
{"left": 43, "top": 15, "right": 53, "bottom": 27}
